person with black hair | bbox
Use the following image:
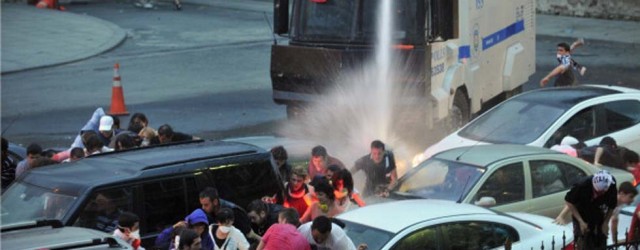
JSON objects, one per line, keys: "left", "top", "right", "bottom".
{"left": 270, "top": 146, "right": 291, "bottom": 184}
{"left": 541, "top": 39, "right": 585, "bottom": 87}
{"left": 178, "top": 229, "right": 202, "bottom": 250}
{"left": 308, "top": 145, "right": 345, "bottom": 179}
{"left": 300, "top": 179, "right": 340, "bottom": 224}
{"left": 352, "top": 140, "right": 397, "bottom": 197}
{"left": 157, "top": 124, "right": 196, "bottom": 144}
{"left": 298, "top": 216, "right": 355, "bottom": 250}
{"left": 198, "top": 187, "right": 256, "bottom": 242}
{"left": 113, "top": 212, "right": 143, "bottom": 250}
{"left": 210, "top": 208, "right": 249, "bottom": 250}
{"left": 332, "top": 169, "right": 366, "bottom": 213}
{"left": 15, "top": 143, "right": 43, "bottom": 177}
{"left": 246, "top": 199, "right": 283, "bottom": 237}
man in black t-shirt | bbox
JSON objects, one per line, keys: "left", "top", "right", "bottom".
{"left": 352, "top": 140, "right": 398, "bottom": 197}
{"left": 565, "top": 170, "right": 617, "bottom": 250}
{"left": 157, "top": 124, "right": 197, "bottom": 144}
{"left": 198, "top": 187, "right": 259, "bottom": 243}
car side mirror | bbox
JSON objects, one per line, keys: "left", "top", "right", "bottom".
{"left": 474, "top": 196, "right": 497, "bottom": 207}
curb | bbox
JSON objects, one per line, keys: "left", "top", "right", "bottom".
{"left": 1, "top": 6, "right": 127, "bottom": 75}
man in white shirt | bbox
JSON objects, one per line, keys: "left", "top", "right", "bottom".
{"left": 298, "top": 216, "right": 356, "bottom": 250}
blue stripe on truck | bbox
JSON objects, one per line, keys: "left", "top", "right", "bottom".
{"left": 482, "top": 19, "right": 525, "bottom": 50}
{"left": 458, "top": 45, "right": 471, "bottom": 59}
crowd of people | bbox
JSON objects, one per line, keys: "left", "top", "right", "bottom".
{"left": 1, "top": 108, "right": 199, "bottom": 192}
{"left": 548, "top": 136, "right": 640, "bottom": 249}
{"left": 1, "top": 107, "right": 401, "bottom": 250}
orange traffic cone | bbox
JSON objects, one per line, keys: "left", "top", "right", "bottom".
{"left": 109, "top": 63, "right": 129, "bottom": 116}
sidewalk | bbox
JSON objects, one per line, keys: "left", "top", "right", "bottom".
{"left": 536, "top": 13, "right": 640, "bottom": 46}
{"left": 1, "top": 3, "right": 126, "bottom": 74}
{"left": 1, "top": 1, "right": 638, "bottom": 75}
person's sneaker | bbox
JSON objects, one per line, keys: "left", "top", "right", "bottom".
{"left": 580, "top": 66, "right": 587, "bottom": 76}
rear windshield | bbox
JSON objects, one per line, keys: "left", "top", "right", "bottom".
{"left": 292, "top": 0, "right": 419, "bottom": 44}
{"left": 458, "top": 99, "right": 567, "bottom": 144}
{"left": 1, "top": 182, "right": 78, "bottom": 224}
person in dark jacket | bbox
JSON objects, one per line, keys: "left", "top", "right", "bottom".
{"left": 156, "top": 209, "right": 214, "bottom": 250}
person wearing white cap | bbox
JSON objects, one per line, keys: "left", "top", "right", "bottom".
{"left": 98, "top": 115, "right": 123, "bottom": 149}
{"left": 564, "top": 170, "right": 617, "bottom": 249}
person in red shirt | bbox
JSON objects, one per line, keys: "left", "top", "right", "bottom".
{"left": 256, "top": 208, "right": 310, "bottom": 250}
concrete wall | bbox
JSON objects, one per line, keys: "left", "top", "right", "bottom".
{"left": 537, "top": 0, "right": 640, "bottom": 21}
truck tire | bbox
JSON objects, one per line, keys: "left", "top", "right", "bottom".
{"left": 450, "top": 90, "right": 470, "bottom": 131}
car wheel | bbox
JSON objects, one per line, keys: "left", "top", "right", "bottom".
{"left": 449, "top": 90, "right": 470, "bottom": 131}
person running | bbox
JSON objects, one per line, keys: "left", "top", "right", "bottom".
{"left": 540, "top": 39, "right": 586, "bottom": 87}
{"left": 352, "top": 140, "right": 398, "bottom": 197}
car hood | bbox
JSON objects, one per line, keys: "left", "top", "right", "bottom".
{"left": 413, "top": 133, "right": 487, "bottom": 166}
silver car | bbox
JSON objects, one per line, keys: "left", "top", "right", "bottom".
{"left": 1, "top": 220, "right": 134, "bottom": 249}
{"left": 390, "top": 144, "right": 634, "bottom": 218}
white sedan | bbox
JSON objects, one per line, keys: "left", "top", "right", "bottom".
{"left": 338, "top": 199, "right": 574, "bottom": 250}
{"left": 416, "top": 85, "right": 640, "bottom": 163}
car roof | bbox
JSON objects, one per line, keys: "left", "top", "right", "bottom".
{"left": 222, "top": 136, "right": 316, "bottom": 159}
{"left": 21, "top": 140, "right": 265, "bottom": 195}
{"left": 514, "top": 85, "right": 635, "bottom": 109}
{"left": 1, "top": 225, "right": 132, "bottom": 249}
{"left": 433, "top": 144, "right": 561, "bottom": 167}
{"left": 337, "top": 199, "right": 495, "bottom": 233}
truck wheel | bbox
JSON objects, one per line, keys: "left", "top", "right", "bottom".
{"left": 450, "top": 91, "right": 470, "bottom": 131}
{"left": 286, "top": 104, "right": 304, "bottom": 120}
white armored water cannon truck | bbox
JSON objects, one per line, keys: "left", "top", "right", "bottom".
{"left": 270, "top": 0, "right": 535, "bottom": 129}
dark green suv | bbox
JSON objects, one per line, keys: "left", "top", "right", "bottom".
{"left": 1, "top": 140, "right": 285, "bottom": 248}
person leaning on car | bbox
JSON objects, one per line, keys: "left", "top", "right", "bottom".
{"left": 565, "top": 170, "right": 617, "bottom": 250}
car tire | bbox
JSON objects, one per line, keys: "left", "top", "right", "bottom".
{"left": 450, "top": 90, "right": 470, "bottom": 131}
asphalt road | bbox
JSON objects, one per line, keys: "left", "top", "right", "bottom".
{"left": 2, "top": 0, "right": 640, "bottom": 163}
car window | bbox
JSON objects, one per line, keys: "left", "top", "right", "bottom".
{"left": 602, "top": 100, "right": 640, "bottom": 134}
{"left": 458, "top": 99, "right": 566, "bottom": 144}
{"left": 142, "top": 178, "right": 188, "bottom": 234}
{"left": 342, "top": 220, "right": 394, "bottom": 250}
{"left": 531, "top": 161, "right": 566, "bottom": 197}
{"left": 391, "top": 226, "right": 439, "bottom": 250}
{"left": 548, "top": 107, "right": 596, "bottom": 147}
{"left": 211, "top": 161, "right": 282, "bottom": 208}
{"left": 1, "top": 182, "right": 78, "bottom": 224}
{"left": 441, "top": 221, "right": 520, "bottom": 250}
{"left": 394, "top": 159, "right": 484, "bottom": 201}
{"left": 475, "top": 163, "right": 524, "bottom": 206}
{"left": 73, "top": 187, "right": 133, "bottom": 233}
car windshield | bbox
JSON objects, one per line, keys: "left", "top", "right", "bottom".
{"left": 1, "top": 182, "right": 78, "bottom": 225}
{"left": 342, "top": 219, "right": 394, "bottom": 250}
{"left": 292, "top": 0, "right": 419, "bottom": 44}
{"left": 392, "top": 159, "right": 484, "bottom": 201}
{"left": 458, "top": 99, "right": 567, "bottom": 144}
